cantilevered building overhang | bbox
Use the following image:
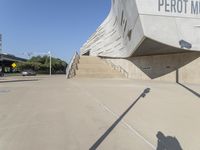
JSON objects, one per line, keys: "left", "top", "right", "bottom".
{"left": 0, "top": 53, "right": 27, "bottom": 62}
{"left": 0, "top": 53, "right": 27, "bottom": 70}
{"left": 81, "top": 0, "right": 200, "bottom": 58}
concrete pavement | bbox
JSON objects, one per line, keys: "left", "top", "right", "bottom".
{"left": 0, "top": 75, "right": 199, "bottom": 150}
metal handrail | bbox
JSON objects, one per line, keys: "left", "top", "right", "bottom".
{"left": 103, "top": 59, "right": 129, "bottom": 78}
{"left": 66, "top": 52, "right": 80, "bottom": 79}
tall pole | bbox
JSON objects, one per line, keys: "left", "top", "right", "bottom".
{"left": 0, "top": 34, "right": 2, "bottom": 54}
{"left": 49, "top": 51, "right": 51, "bottom": 76}
{"left": 0, "top": 34, "right": 4, "bottom": 76}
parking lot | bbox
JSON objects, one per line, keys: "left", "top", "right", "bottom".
{"left": 0, "top": 75, "right": 200, "bottom": 150}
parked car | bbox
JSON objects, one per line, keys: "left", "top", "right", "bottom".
{"left": 21, "top": 70, "right": 36, "bottom": 76}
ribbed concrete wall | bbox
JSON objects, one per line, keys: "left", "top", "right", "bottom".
{"left": 103, "top": 52, "right": 200, "bottom": 84}
{"left": 80, "top": 0, "right": 200, "bottom": 83}
{"left": 81, "top": 0, "right": 200, "bottom": 58}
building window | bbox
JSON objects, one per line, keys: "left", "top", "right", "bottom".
{"left": 127, "top": 29, "right": 132, "bottom": 41}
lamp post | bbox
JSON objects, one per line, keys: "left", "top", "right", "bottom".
{"left": 0, "top": 34, "right": 2, "bottom": 54}
{"left": 0, "top": 34, "right": 4, "bottom": 76}
{"left": 48, "top": 51, "right": 51, "bottom": 76}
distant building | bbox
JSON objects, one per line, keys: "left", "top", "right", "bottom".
{"left": 0, "top": 53, "right": 27, "bottom": 74}
{"left": 0, "top": 34, "right": 27, "bottom": 74}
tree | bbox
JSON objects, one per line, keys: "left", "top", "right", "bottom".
{"left": 16, "top": 55, "right": 68, "bottom": 74}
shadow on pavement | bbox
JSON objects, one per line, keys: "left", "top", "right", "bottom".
{"left": 89, "top": 88, "right": 151, "bottom": 150}
{"left": 0, "top": 79, "right": 39, "bottom": 83}
{"left": 176, "top": 69, "right": 200, "bottom": 98}
{"left": 156, "top": 131, "right": 183, "bottom": 150}
{"left": 177, "top": 82, "right": 200, "bottom": 98}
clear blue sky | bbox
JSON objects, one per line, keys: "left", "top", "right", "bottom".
{"left": 0, "top": 0, "right": 111, "bottom": 62}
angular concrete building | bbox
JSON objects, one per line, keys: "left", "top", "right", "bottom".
{"left": 79, "top": 0, "right": 200, "bottom": 83}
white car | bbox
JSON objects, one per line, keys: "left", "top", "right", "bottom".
{"left": 21, "top": 70, "right": 36, "bottom": 76}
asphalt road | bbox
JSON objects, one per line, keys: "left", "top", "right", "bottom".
{"left": 0, "top": 75, "right": 199, "bottom": 150}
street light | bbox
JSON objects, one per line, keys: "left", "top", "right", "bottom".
{"left": 48, "top": 51, "right": 51, "bottom": 76}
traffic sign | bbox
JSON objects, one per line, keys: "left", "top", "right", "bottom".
{"left": 12, "top": 63, "right": 17, "bottom": 68}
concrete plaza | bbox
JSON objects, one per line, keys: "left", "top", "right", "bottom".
{"left": 0, "top": 75, "right": 199, "bottom": 150}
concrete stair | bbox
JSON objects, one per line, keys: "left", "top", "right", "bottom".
{"left": 75, "top": 56, "right": 125, "bottom": 78}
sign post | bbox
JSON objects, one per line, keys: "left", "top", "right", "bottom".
{"left": 11, "top": 63, "right": 17, "bottom": 68}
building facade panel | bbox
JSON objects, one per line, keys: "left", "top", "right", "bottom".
{"left": 81, "top": 0, "right": 200, "bottom": 58}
